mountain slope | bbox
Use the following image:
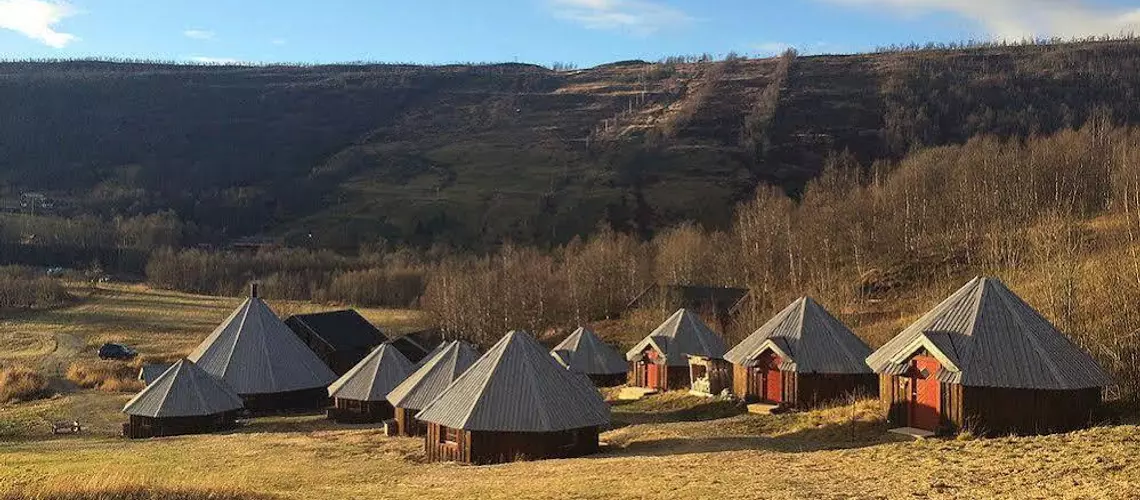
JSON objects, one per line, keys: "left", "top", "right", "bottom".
{"left": 4, "top": 39, "right": 1140, "bottom": 250}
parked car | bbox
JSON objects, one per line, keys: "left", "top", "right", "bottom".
{"left": 98, "top": 343, "right": 137, "bottom": 361}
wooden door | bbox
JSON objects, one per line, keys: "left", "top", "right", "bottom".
{"left": 646, "top": 361, "right": 660, "bottom": 389}
{"left": 760, "top": 352, "right": 783, "bottom": 403}
{"left": 908, "top": 355, "right": 941, "bottom": 431}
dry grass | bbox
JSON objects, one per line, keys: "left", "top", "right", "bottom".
{"left": 1, "top": 403, "right": 1138, "bottom": 499}
{"left": 1, "top": 473, "right": 275, "bottom": 500}
{"left": 0, "top": 364, "right": 51, "bottom": 403}
{"left": 65, "top": 361, "right": 143, "bottom": 393}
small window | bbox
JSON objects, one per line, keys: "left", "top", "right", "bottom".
{"left": 439, "top": 426, "right": 461, "bottom": 444}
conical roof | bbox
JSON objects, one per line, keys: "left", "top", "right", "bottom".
{"left": 328, "top": 344, "right": 413, "bottom": 401}
{"left": 867, "top": 277, "right": 1112, "bottom": 390}
{"left": 123, "top": 359, "right": 244, "bottom": 418}
{"left": 552, "top": 327, "right": 628, "bottom": 375}
{"left": 625, "top": 309, "right": 728, "bottom": 366}
{"left": 416, "top": 331, "right": 610, "bottom": 432}
{"left": 724, "top": 297, "right": 872, "bottom": 374}
{"left": 188, "top": 289, "right": 337, "bottom": 395}
{"left": 388, "top": 340, "right": 480, "bottom": 410}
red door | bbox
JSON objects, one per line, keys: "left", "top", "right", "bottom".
{"left": 909, "top": 355, "right": 941, "bottom": 431}
{"left": 760, "top": 352, "right": 783, "bottom": 403}
{"left": 643, "top": 348, "right": 660, "bottom": 389}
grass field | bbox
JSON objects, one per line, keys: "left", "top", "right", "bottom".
{"left": 2, "top": 284, "right": 1140, "bottom": 499}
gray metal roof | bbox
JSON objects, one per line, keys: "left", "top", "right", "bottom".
{"left": 723, "top": 297, "right": 873, "bottom": 374}
{"left": 552, "top": 327, "right": 628, "bottom": 375}
{"left": 123, "top": 359, "right": 244, "bottom": 418}
{"left": 327, "top": 344, "right": 413, "bottom": 401}
{"left": 188, "top": 296, "right": 337, "bottom": 395}
{"left": 625, "top": 309, "right": 728, "bottom": 366}
{"left": 137, "top": 363, "right": 174, "bottom": 385}
{"left": 867, "top": 277, "right": 1113, "bottom": 390}
{"left": 387, "top": 341, "right": 481, "bottom": 410}
{"left": 416, "top": 331, "right": 611, "bottom": 432}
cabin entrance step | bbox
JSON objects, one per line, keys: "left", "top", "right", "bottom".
{"left": 618, "top": 387, "right": 658, "bottom": 401}
{"left": 888, "top": 427, "right": 937, "bottom": 439}
{"left": 746, "top": 403, "right": 780, "bottom": 415}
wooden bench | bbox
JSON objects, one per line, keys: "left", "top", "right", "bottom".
{"left": 51, "top": 420, "right": 82, "bottom": 435}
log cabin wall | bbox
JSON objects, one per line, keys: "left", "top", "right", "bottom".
{"left": 395, "top": 407, "right": 427, "bottom": 436}
{"left": 960, "top": 386, "right": 1102, "bottom": 436}
{"left": 880, "top": 374, "right": 910, "bottom": 426}
{"left": 125, "top": 411, "right": 238, "bottom": 439}
{"left": 793, "top": 373, "right": 878, "bottom": 409}
{"left": 588, "top": 373, "right": 628, "bottom": 387}
{"left": 425, "top": 424, "right": 601, "bottom": 464}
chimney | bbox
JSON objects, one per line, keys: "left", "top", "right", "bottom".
{"left": 250, "top": 282, "right": 259, "bottom": 298}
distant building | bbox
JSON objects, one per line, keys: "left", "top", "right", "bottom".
{"left": 551, "top": 327, "right": 627, "bottom": 387}
{"left": 626, "top": 309, "right": 729, "bottom": 391}
{"left": 387, "top": 328, "right": 444, "bottom": 364}
{"left": 724, "top": 297, "right": 875, "bottom": 409}
{"left": 187, "top": 284, "right": 337, "bottom": 412}
{"left": 326, "top": 344, "right": 412, "bottom": 423}
{"left": 284, "top": 310, "right": 388, "bottom": 375}
{"left": 626, "top": 285, "right": 749, "bottom": 329}
{"left": 417, "top": 331, "right": 610, "bottom": 464}
{"left": 122, "top": 359, "right": 244, "bottom": 439}
{"left": 868, "top": 277, "right": 1112, "bottom": 436}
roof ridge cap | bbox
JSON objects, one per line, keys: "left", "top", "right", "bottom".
{"left": 455, "top": 334, "right": 510, "bottom": 428}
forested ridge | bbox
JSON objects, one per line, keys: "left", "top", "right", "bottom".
{"left": 4, "top": 38, "right": 1140, "bottom": 252}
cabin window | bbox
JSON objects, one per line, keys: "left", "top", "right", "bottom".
{"left": 439, "top": 426, "right": 461, "bottom": 444}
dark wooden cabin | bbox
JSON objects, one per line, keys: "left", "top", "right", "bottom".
{"left": 188, "top": 284, "right": 337, "bottom": 412}
{"left": 325, "top": 344, "right": 412, "bottom": 423}
{"left": 387, "top": 341, "right": 480, "bottom": 436}
{"left": 285, "top": 310, "right": 387, "bottom": 375}
{"left": 868, "top": 277, "right": 1112, "bottom": 436}
{"left": 626, "top": 309, "right": 728, "bottom": 390}
{"left": 724, "top": 297, "right": 876, "bottom": 408}
{"left": 122, "top": 359, "right": 244, "bottom": 439}
{"left": 417, "top": 331, "right": 610, "bottom": 464}
{"left": 551, "top": 326, "right": 628, "bottom": 387}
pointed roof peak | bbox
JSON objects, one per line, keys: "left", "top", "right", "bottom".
{"left": 867, "top": 277, "right": 1112, "bottom": 390}
{"left": 123, "top": 359, "right": 243, "bottom": 418}
{"left": 188, "top": 295, "right": 336, "bottom": 395}
{"left": 328, "top": 343, "right": 412, "bottom": 401}
{"left": 387, "top": 340, "right": 480, "bottom": 410}
{"left": 725, "top": 297, "right": 872, "bottom": 374}
{"left": 553, "top": 326, "right": 626, "bottom": 376}
{"left": 626, "top": 308, "right": 728, "bottom": 365}
{"left": 416, "top": 330, "right": 610, "bottom": 432}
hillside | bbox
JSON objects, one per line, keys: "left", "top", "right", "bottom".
{"left": 5, "top": 40, "right": 1140, "bottom": 250}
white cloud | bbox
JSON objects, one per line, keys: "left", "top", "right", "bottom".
{"left": 183, "top": 29, "right": 215, "bottom": 40}
{"left": 0, "top": 0, "right": 77, "bottom": 48}
{"left": 550, "top": 0, "right": 692, "bottom": 35}
{"left": 189, "top": 56, "right": 241, "bottom": 65}
{"left": 825, "top": 0, "right": 1140, "bottom": 40}
{"left": 271, "top": 38, "right": 287, "bottom": 46}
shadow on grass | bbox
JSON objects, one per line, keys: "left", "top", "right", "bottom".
{"left": 604, "top": 418, "right": 904, "bottom": 457}
{"left": 228, "top": 412, "right": 380, "bottom": 435}
{"left": 610, "top": 398, "right": 745, "bottom": 428}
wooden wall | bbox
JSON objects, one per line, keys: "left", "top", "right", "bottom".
{"left": 880, "top": 374, "right": 1103, "bottom": 436}
{"left": 628, "top": 361, "right": 689, "bottom": 390}
{"left": 425, "top": 424, "right": 601, "bottom": 465}
{"left": 793, "top": 373, "right": 878, "bottom": 409}
{"left": 395, "top": 407, "right": 427, "bottom": 436}
{"left": 124, "top": 411, "right": 238, "bottom": 439}
{"left": 588, "top": 372, "right": 628, "bottom": 387}
{"left": 241, "top": 387, "right": 330, "bottom": 413}
{"left": 327, "top": 398, "right": 394, "bottom": 423}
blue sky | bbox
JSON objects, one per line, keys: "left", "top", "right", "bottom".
{"left": 1, "top": 0, "right": 1140, "bottom": 66}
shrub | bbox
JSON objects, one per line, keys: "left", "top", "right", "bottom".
{"left": 0, "top": 364, "right": 51, "bottom": 403}
{"left": 65, "top": 361, "right": 143, "bottom": 392}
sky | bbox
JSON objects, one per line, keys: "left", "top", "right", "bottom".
{"left": 1, "top": 0, "right": 1140, "bottom": 66}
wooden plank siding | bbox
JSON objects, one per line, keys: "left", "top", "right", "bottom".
{"left": 628, "top": 362, "right": 691, "bottom": 390}
{"left": 124, "top": 412, "right": 238, "bottom": 439}
{"left": 424, "top": 423, "right": 601, "bottom": 465}
{"left": 394, "top": 407, "right": 427, "bottom": 437}
{"left": 880, "top": 374, "right": 1103, "bottom": 436}
{"left": 735, "top": 364, "right": 876, "bottom": 409}
{"left": 327, "top": 398, "right": 394, "bottom": 424}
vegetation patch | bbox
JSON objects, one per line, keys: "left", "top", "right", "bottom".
{"left": 0, "top": 364, "right": 51, "bottom": 403}
{"left": 65, "top": 361, "right": 143, "bottom": 393}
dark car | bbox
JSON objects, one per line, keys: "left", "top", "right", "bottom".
{"left": 97, "top": 343, "right": 137, "bottom": 361}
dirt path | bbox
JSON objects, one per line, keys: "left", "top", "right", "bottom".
{"left": 40, "top": 331, "right": 83, "bottom": 394}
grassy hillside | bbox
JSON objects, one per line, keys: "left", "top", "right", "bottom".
{"left": 6, "top": 40, "right": 1140, "bottom": 250}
